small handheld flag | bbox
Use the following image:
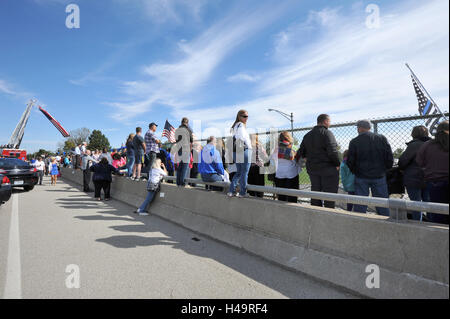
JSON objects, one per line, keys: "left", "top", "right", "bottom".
{"left": 38, "top": 106, "right": 70, "bottom": 138}
{"left": 162, "top": 120, "right": 176, "bottom": 143}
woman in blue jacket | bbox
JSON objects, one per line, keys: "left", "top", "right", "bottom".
{"left": 199, "top": 136, "right": 225, "bottom": 191}
{"left": 90, "top": 157, "right": 118, "bottom": 201}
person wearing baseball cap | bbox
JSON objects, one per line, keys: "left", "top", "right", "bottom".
{"left": 346, "top": 119, "right": 394, "bottom": 216}
{"left": 143, "top": 122, "right": 161, "bottom": 178}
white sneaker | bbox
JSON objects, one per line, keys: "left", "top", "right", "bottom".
{"left": 237, "top": 193, "right": 250, "bottom": 198}
{"left": 227, "top": 192, "right": 234, "bottom": 197}
{"left": 138, "top": 212, "right": 149, "bottom": 216}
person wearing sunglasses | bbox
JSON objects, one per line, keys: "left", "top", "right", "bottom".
{"left": 228, "top": 110, "right": 252, "bottom": 197}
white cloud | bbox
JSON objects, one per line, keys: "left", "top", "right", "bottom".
{"left": 181, "top": 0, "right": 449, "bottom": 138}
{"left": 0, "top": 79, "right": 16, "bottom": 95}
{"left": 106, "top": 1, "right": 290, "bottom": 121}
{"left": 69, "top": 41, "right": 139, "bottom": 86}
{"left": 114, "top": 0, "right": 208, "bottom": 24}
{"left": 106, "top": 0, "right": 448, "bottom": 142}
{"left": 227, "top": 73, "right": 261, "bottom": 83}
{"left": 0, "top": 79, "right": 33, "bottom": 101}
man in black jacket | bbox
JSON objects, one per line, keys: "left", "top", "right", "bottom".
{"left": 347, "top": 120, "right": 393, "bottom": 216}
{"left": 298, "top": 114, "right": 341, "bottom": 208}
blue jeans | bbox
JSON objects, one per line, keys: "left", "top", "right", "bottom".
{"left": 406, "top": 186, "right": 430, "bottom": 221}
{"left": 229, "top": 149, "right": 252, "bottom": 196}
{"left": 201, "top": 173, "right": 223, "bottom": 182}
{"left": 138, "top": 190, "right": 156, "bottom": 212}
{"left": 426, "top": 181, "right": 449, "bottom": 224}
{"left": 126, "top": 151, "right": 135, "bottom": 177}
{"left": 347, "top": 191, "right": 355, "bottom": 211}
{"left": 176, "top": 162, "right": 190, "bottom": 186}
{"left": 201, "top": 173, "right": 223, "bottom": 191}
{"left": 354, "top": 176, "right": 390, "bottom": 216}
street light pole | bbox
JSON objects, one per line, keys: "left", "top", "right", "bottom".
{"left": 268, "top": 108, "right": 294, "bottom": 137}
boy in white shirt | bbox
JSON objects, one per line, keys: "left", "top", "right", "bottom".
{"left": 33, "top": 157, "right": 46, "bottom": 185}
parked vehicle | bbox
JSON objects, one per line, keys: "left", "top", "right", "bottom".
{"left": 0, "top": 148, "right": 27, "bottom": 161}
{"left": 0, "top": 173, "right": 12, "bottom": 205}
{"left": 0, "top": 158, "right": 38, "bottom": 191}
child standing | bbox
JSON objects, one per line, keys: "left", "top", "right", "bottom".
{"left": 340, "top": 150, "right": 355, "bottom": 211}
{"left": 50, "top": 157, "right": 59, "bottom": 186}
{"left": 135, "top": 159, "right": 167, "bottom": 216}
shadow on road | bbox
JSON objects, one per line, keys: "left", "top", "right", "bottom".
{"left": 57, "top": 178, "right": 348, "bottom": 299}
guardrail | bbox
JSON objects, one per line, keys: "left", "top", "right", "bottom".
{"left": 162, "top": 176, "right": 449, "bottom": 221}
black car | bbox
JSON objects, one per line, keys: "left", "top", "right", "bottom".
{"left": 0, "top": 158, "right": 38, "bottom": 191}
{"left": 0, "top": 173, "right": 12, "bottom": 205}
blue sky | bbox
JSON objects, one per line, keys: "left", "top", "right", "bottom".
{"left": 0, "top": 0, "right": 448, "bottom": 153}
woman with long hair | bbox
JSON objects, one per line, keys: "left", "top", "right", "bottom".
{"left": 228, "top": 109, "right": 252, "bottom": 197}
{"left": 49, "top": 157, "right": 59, "bottom": 186}
{"left": 416, "top": 121, "right": 449, "bottom": 224}
{"left": 126, "top": 133, "right": 136, "bottom": 178}
{"left": 398, "top": 125, "right": 431, "bottom": 220}
{"left": 271, "top": 131, "right": 301, "bottom": 203}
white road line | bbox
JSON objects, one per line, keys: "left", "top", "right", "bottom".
{"left": 3, "top": 194, "right": 22, "bottom": 299}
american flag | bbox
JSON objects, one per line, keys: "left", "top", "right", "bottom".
{"left": 162, "top": 120, "right": 176, "bottom": 143}
{"left": 38, "top": 106, "right": 70, "bottom": 137}
{"left": 411, "top": 76, "right": 442, "bottom": 134}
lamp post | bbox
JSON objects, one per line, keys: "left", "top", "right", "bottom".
{"left": 268, "top": 108, "right": 294, "bottom": 136}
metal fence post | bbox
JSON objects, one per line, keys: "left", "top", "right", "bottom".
{"left": 373, "top": 122, "right": 378, "bottom": 134}
{"left": 388, "top": 198, "right": 408, "bottom": 221}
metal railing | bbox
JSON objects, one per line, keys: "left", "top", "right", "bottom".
{"left": 162, "top": 176, "right": 449, "bottom": 222}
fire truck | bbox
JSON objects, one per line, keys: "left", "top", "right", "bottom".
{"left": 0, "top": 148, "right": 27, "bottom": 161}
{"left": 0, "top": 100, "right": 35, "bottom": 161}
{"left": 1, "top": 99, "right": 69, "bottom": 162}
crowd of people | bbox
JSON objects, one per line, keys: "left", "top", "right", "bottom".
{"left": 30, "top": 153, "right": 73, "bottom": 186}
{"left": 43, "top": 110, "right": 448, "bottom": 224}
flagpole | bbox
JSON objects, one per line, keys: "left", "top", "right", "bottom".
{"left": 405, "top": 63, "right": 448, "bottom": 120}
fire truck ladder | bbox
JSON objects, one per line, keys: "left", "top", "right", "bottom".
{"left": 8, "top": 99, "right": 36, "bottom": 149}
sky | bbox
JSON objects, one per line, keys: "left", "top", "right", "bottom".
{"left": 0, "top": 0, "right": 448, "bottom": 153}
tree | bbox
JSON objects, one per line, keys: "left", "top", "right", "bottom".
{"left": 70, "top": 127, "right": 91, "bottom": 145}
{"left": 27, "top": 149, "right": 56, "bottom": 160}
{"left": 58, "top": 127, "right": 91, "bottom": 152}
{"left": 393, "top": 148, "right": 404, "bottom": 159}
{"left": 62, "top": 140, "right": 76, "bottom": 152}
{"left": 88, "top": 130, "right": 110, "bottom": 151}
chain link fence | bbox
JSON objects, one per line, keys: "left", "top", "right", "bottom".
{"left": 195, "top": 112, "right": 448, "bottom": 189}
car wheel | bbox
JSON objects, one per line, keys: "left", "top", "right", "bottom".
{"left": 24, "top": 185, "right": 34, "bottom": 192}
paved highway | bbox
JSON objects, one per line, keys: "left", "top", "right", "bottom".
{"left": 0, "top": 176, "right": 356, "bottom": 299}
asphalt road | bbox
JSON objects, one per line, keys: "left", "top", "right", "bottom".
{"left": 0, "top": 176, "right": 356, "bottom": 299}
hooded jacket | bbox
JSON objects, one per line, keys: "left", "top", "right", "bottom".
{"left": 198, "top": 144, "right": 224, "bottom": 175}
{"left": 398, "top": 137, "right": 431, "bottom": 188}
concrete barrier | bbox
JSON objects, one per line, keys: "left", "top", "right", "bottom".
{"left": 61, "top": 167, "right": 449, "bottom": 299}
